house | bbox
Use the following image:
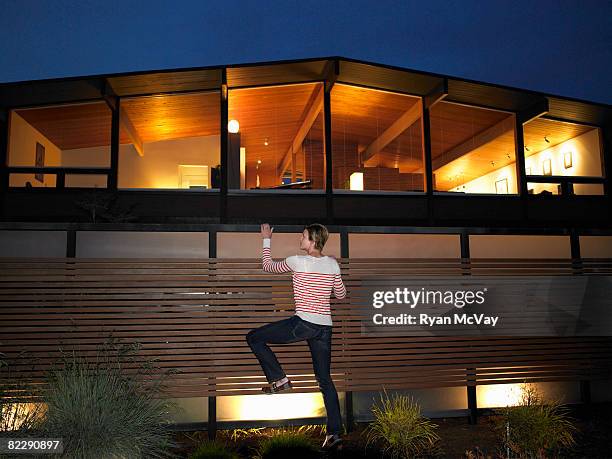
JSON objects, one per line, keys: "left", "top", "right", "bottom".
{"left": 1, "top": 56, "right": 610, "bottom": 431}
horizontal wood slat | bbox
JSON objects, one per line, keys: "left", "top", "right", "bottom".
{"left": 1, "top": 257, "right": 611, "bottom": 399}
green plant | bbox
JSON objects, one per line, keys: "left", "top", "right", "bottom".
{"left": 364, "top": 387, "right": 441, "bottom": 458}
{"left": 253, "top": 429, "right": 319, "bottom": 459}
{"left": 39, "top": 336, "right": 181, "bottom": 458}
{"left": 230, "top": 424, "right": 325, "bottom": 442}
{"left": 498, "top": 383, "right": 577, "bottom": 458}
{"left": 188, "top": 439, "right": 240, "bottom": 459}
{"left": 0, "top": 350, "right": 46, "bottom": 437}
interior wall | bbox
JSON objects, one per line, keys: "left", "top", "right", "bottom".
{"left": 8, "top": 112, "right": 61, "bottom": 187}
{"left": 118, "top": 135, "right": 220, "bottom": 189}
{"left": 62, "top": 145, "right": 110, "bottom": 187}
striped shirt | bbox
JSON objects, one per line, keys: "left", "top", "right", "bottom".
{"left": 262, "top": 238, "right": 346, "bottom": 326}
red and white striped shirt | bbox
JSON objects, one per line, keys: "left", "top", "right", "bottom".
{"left": 262, "top": 238, "right": 346, "bottom": 326}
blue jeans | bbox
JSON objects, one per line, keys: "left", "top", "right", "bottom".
{"left": 246, "top": 315, "right": 343, "bottom": 435}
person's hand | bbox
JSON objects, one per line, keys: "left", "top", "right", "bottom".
{"left": 261, "top": 223, "right": 273, "bottom": 239}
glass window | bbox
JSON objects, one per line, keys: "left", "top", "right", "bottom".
{"left": 331, "top": 83, "right": 424, "bottom": 192}
{"left": 523, "top": 118, "right": 604, "bottom": 195}
{"left": 227, "top": 82, "right": 324, "bottom": 190}
{"left": 8, "top": 102, "right": 111, "bottom": 188}
{"left": 118, "top": 91, "right": 220, "bottom": 190}
{"left": 429, "top": 101, "right": 517, "bottom": 194}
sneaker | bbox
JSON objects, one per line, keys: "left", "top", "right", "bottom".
{"left": 322, "top": 434, "right": 342, "bottom": 450}
{"left": 262, "top": 378, "right": 293, "bottom": 394}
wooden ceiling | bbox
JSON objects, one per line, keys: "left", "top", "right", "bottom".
{"left": 331, "top": 83, "right": 423, "bottom": 172}
{"left": 120, "top": 92, "right": 220, "bottom": 144}
{"left": 430, "top": 101, "right": 516, "bottom": 190}
{"left": 523, "top": 117, "right": 595, "bottom": 158}
{"left": 228, "top": 82, "right": 324, "bottom": 185}
{"left": 13, "top": 80, "right": 601, "bottom": 192}
{"left": 15, "top": 102, "right": 112, "bottom": 150}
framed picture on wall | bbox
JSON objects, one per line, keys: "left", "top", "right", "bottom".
{"left": 495, "top": 177, "right": 508, "bottom": 194}
{"left": 35, "top": 142, "right": 45, "bottom": 183}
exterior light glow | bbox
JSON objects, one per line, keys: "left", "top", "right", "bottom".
{"left": 228, "top": 119, "right": 240, "bottom": 133}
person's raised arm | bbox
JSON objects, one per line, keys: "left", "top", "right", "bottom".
{"left": 329, "top": 256, "right": 346, "bottom": 299}
{"left": 261, "top": 223, "right": 293, "bottom": 273}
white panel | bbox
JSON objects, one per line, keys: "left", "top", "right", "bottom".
{"left": 477, "top": 381, "right": 580, "bottom": 408}
{"left": 0, "top": 230, "right": 66, "bottom": 257}
{"left": 218, "top": 232, "right": 341, "bottom": 258}
{"left": 76, "top": 231, "right": 208, "bottom": 258}
{"left": 354, "top": 387, "right": 467, "bottom": 420}
{"left": 166, "top": 396, "right": 208, "bottom": 423}
{"left": 349, "top": 233, "right": 460, "bottom": 258}
{"left": 469, "top": 235, "right": 570, "bottom": 258}
{"left": 217, "top": 392, "right": 345, "bottom": 422}
{"left": 579, "top": 235, "right": 612, "bottom": 258}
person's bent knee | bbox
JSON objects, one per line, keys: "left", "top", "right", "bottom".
{"left": 316, "top": 375, "right": 335, "bottom": 390}
{"left": 246, "top": 329, "right": 257, "bottom": 345}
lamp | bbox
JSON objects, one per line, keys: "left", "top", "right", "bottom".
{"left": 349, "top": 172, "right": 364, "bottom": 191}
{"left": 564, "top": 151, "right": 573, "bottom": 169}
{"left": 228, "top": 119, "right": 240, "bottom": 133}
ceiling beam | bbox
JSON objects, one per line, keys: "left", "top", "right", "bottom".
{"left": 119, "top": 106, "right": 144, "bottom": 157}
{"left": 424, "top": 79, "right": 448, "bottom": 109}
{"left": 277, "top": 84, "right": 323, "bottom": 179}
{"left": 361, "top": 102, "right": 423, "bottom": 164}
{"left": 518, "top": 97, "right": 549, "bottom": 125}
{"left": 432, "top": 115, "right": 515, "bottom": 171}
{"left": 324, "top": 59, "right": 339, "bottom": 93}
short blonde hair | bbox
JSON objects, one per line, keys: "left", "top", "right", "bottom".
{"left": 305, "top": 223, "right": 329, "bottom": 251}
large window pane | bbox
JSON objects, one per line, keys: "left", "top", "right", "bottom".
{"left": 523, "top": 118, "right": 604, "bottom": 195}
{"left": 8, "top": 102, "right": 111, "bottom": 188}
{"left": 227, "top": 82, "right": 324, "bottom": 190}
{"left": 430, "top": 101, "right": 517, "bottom": 194}
{"left": 118, "top": 91, "right": 220, "bottom": 190}
{"left": 331, "top": 84, "right": 424, "bottom": 192}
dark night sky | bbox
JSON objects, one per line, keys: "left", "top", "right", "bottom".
{"left": 1, "top": 0, "right": 611, "bottom": 104}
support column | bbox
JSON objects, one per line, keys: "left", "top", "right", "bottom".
{"left": 340, "top": 229, "right": 353, "bottom": 433}
{"left": 461, "top": 230, "right": 478, "bottom": 424}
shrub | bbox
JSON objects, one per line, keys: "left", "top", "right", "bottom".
{"left": 189, "top": 439, "right": 240, "bottom": 459}
{"left": 39, "top": 337, "right": 181, "bottom": 459}
{"left": 498, "top": 383, "right": 577, "bottom": 458}
{"left": 254, "top": 430, "right": 319, "bottom": 459}
{"left": 365, "top": 387, "right": 441, "bottom": 458}
{"left": 0, "top": 350, "right": 46, "bottom": 437}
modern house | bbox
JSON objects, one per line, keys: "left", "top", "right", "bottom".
{"left": 1, "top": 57, "right": 611, "bottom": 432}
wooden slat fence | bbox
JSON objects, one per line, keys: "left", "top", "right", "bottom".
{"left": 1, "top": 257, "right": 611, "bottom": 400}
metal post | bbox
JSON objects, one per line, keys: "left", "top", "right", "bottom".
{"left": 461, "top": 231, "right": 478, "bottom": 424}
{"left": 422, "top": 102, "right": 434, "bottom": 225}
{"left": 108, "top": 97, "right": 120, "bottom": 190}
{"left": 208, "top": 229, "right": 218, "bottom": 439}
{"left": 340, "top": 229, "right": 353, "bottom": 432}
{"left": 220, "top": 69, "right": 228, "bottom": 224}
